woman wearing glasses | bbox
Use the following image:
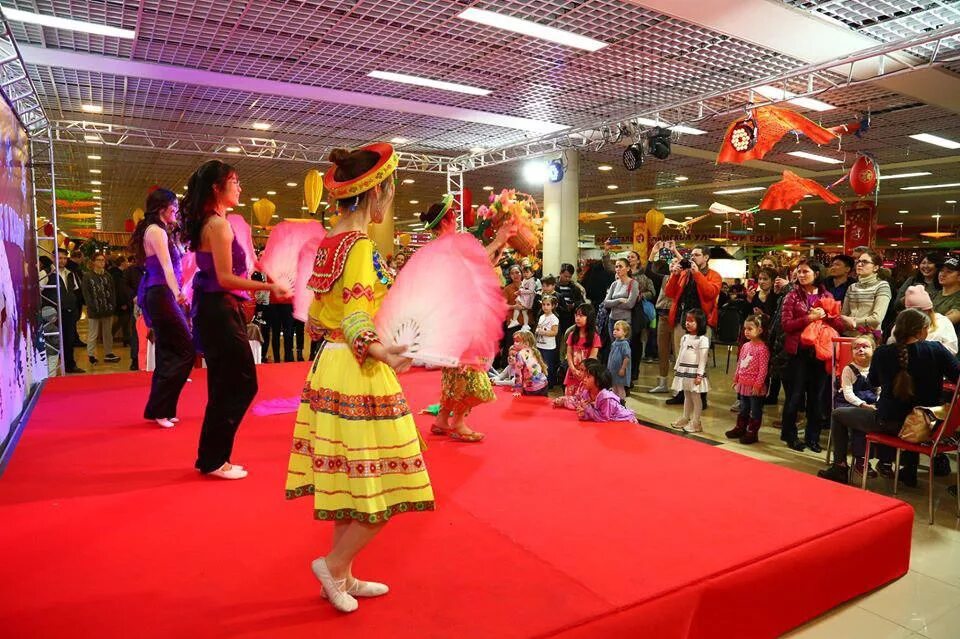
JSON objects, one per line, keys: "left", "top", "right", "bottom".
{"left": 839, "top": 248, "right": 892, "bottom": 339}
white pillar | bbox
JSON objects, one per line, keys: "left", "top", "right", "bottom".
{"left": 542, "top": 149, "right": 579, "bottom": 277}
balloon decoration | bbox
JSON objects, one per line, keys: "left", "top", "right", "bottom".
{"left": 849, "top": 155, "right": 878, "bottom": 197}
{"left": 304, "top": 169, "right": 323, "bottom": 214}
{"left": 252, "top": 198, "right": 275, "bottom": 227}
{"left": 645, "top": 208, "right": 665, "bottom": 236}
{"left": 398, "top": 233, "right": 411, "bottom": 247}
{"left": 132, "top": 208, "right": 145, "bottom": 224}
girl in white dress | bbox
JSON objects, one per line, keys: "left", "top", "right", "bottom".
{"left": 670, "top": 309, "right": 710, "bottom": 433}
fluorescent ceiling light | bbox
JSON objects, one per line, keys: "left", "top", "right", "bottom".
{"left": 713, "top": 186, "right": 766, "bottom": 195}
{"left": 482, "top": 185, "right": 494, "bottom": 191}
{"left": 597, "top": 165, "right": 613, "bottom": 171}
{"left": 787, "top": 151, "right": 843, "bottom": 164}
{"left": 899, "top": 210, "right": 909, "bottom": 213}
{"left": 660, "top": 204, "right": 699, "bottom": 210}
{"left": 598, "top": 211, "right": 614, "bottom": 215}
{"left": 391, "top": 137, "right": 409, "bottom": 144}
{"left": 948, "top": 200, "right": 957, "bottom": 204}
{"left": 89, "top": 169, "right": 101, "bottom": 174}
{"left": 91, "top": 189, "right": 100, "bottom": 193}
{"left": 286, "top": 182, "right": 297, "bottom": 187}
{"left": 250, "top": 197, "right": 259, "bottom": 201}
{"left": 878, "top": 172, "right": 932, "bottom": 180}
{"left": 674, "top": 176, "right": 689, "bottom": 182}
{"left": 225, "top": 146, "right": 241, "bottom": 153}
{"left": 901, "top": 182, "right": 960, "bottom": 191}
{"left": 402, "top": 179, "right": 415, "bottom": 185}
{"left": 909, "top": 133, "right": 960, "bottom": 150}
{"left": 2, "top": 8, "right": 136, "bottom": 39}
{"left": 753, "top": 85, "right": 834, "bottom": 112}
{"left": 81, "top": 104, "right": 102, "bottom": 113}
{"left": 84, "top": 135, "right": 98, "bottom": 142}
{"left": 409, "top": 200, "right": 419, "bottom": 204}
{"left": 458, "top": 8, "right": 607, "bottom": 52}
{"left": 635, "top": 117, "right": 706, "bottom": 136}
{"left": 470, "top": 147, "right": 484, "bottom": 153}
{"left": 87, "top": 155, "right": 101, "bottom": 160}
{"left": 90, "top": 180, "right": 101, "bottom": 185}
{"left": 606, "top": 184, "right": 619, "bottom": 190}
{"left": 252, "top": 122, "right": 271, "bottom": 130}
{"left": 614, "top": 198, "right": 653, "bottom": 205}
{"left": 368, "top": 71, "right": 490, "bottom": 96}
{"left": 266, "top": 190, "right": 277, "bottom": 195}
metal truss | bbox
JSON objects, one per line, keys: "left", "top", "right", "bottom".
{"left": 447, "top": 23, "right": 960, "bottom": 172}
{"left": 0, "top": 11, "right": 48, "bottom": 136}
{"left": 445, "top": 170, "right": 464, "bottom": 232}
{"left": 51, "top": 121, "right": 453, "bottom": 173}
{"left": 31, "top": 129, "right": 64, "bottom": 376}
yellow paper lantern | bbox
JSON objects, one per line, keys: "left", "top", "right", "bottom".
{"left": 132, "top": 208, "right": 145, "bottom": 224}
{"left": 252, "top": 198, "right": 275, "bottom": 227}
{"left": 304, "top": 169, "right": 323, "bottom": 214}
{"left": 328, "top": 214, "right": 340, "bottom": 228}
{"left": 398, "top": 233, "right": 411, "bottom": 247}
{"left": 645, "top": 208, "right": 665, "bottom": 237}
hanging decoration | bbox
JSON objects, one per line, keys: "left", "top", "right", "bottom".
{"left": 848, "top": 154, "right": 879, "bottom": 197}
{"left": 920, "top": 215, "right": 952, "bottom": 240}
{"left": 132, "top": 208, "right": 145, "bottom": 224}
{"left": 57, "top": 199, "right": 98, "bottom": 208}
{"left": 60, "top": 212, "right": 100, "bottom": 220}
{"left": 304, "top": 169, "right": 324, "bottom": 214}
{"left": 717, "top": 105, "right": 838, "bottom": 165}
{"left": 579, "top": 212, "right": 610, "bottom": 223}
{"left": 760, "top": 171, "right": 842, "bottom": 211}
{"left": 252, "top": 198, "right": 275, "bottom": 227}
{"left": 645, "top": 208, "right": 665, "bottom": 236}
{"left": 709, "top": 202, "right": 759, "bottom": 228}
{"left": 398, "top": 233, "right": 412, "bottom": 247}
{"left": 55, "top": 188, "right": 94, "bottom": 201}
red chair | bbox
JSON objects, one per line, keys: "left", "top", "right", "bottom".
{"left": 861, "top": 384, "right": 960, "bottom": 525}
{"left": 825, "top": 337, "right": 857, "bottom": 465}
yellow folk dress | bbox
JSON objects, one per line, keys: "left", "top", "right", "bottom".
{"left": 285, "top": 232, "right": 434, "bottom": 522}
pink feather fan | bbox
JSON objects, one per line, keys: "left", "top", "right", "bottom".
{"left": 293, "top": 237, "right": 324, "bottom": 322}
{"left": 375, "top": 233, "right": 506, "bottom": 369}
{"left": 227, "top": 214, "right": 257, "bottom": 275}
{"left": 260, "top": 220, "right": 326, "bottom": 299}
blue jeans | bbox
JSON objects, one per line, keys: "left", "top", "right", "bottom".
{"left": 737, "top": 394, "right": 764, "bottom": 420}
{"left": 539, "top": 347, "right": 559, "bottom": 387}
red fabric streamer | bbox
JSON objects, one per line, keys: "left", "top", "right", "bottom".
{"left": 760, "top": 171, "right": 843, "bottom": 211}
{"left": 717, "top": 106, "right": 839, "bottom": 164}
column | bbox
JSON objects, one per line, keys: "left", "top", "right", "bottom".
{"left": 542, "top": 149, "right": 579, "bottom": 277}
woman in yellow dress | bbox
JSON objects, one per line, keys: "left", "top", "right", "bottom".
{"left": 285, "top": 143, "right": 433, "bottom": 613}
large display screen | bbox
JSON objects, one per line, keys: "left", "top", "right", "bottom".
{"left": 0, "top": 97, "right": 42, "bottom": 450}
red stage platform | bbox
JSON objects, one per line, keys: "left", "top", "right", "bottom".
{"left": 0, "top": 364, "right": 912, "bottom": 638}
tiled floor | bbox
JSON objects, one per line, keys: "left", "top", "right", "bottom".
{"left": 61, "top": 332, "right": 960, "bottom": 637}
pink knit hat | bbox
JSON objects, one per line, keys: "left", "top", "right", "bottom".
{"left": 904, "top": 284, "right": 933, "bottom": 311}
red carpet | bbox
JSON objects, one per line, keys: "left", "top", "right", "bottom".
{"left": 0, "top": 364, "right": 912, "bottom": 638}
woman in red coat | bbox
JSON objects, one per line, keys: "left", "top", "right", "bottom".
{"left": 779, "top": 259, "right": 845, "bottom": 452}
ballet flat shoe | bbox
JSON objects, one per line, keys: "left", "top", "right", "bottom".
{"left": 311, "top": 558, "right": 358, "bottom": 613}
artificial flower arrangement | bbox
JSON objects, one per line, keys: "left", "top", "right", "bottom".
{"left": 472, "top": 188, "right": 543, "bottom": 256}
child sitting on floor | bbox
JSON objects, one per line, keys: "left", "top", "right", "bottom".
{"left": 553, "top": 303, "right": 601, "bottom": 409}
{"left": 577, "top": 358, "right": 638, "bottom": 423}
{"left": 511, "top": 330, "right": 549, "bottom": 397}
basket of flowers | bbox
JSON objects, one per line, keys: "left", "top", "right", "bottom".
{"left": 473, "top": 189, "right": 543, "bottom": 256}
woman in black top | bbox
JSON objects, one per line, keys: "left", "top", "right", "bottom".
{"left": 819, "top": 308, "right": 960, "bottom": 485}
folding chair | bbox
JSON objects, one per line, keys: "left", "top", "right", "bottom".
{"left": 825, "top": 337, "right": 856, "bottom": 465}
{"left": 862, "top": 384, "right": 960, "bottom": 525}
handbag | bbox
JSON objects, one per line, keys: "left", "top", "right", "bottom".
{"left": 898, "top": 407, "right": 940, "bottom": 444}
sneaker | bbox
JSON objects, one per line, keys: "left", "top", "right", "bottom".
{"left": 817, "top": 465, "right": 849, "bottom": 484}
{"left": 648, "top": 380, "right": 669, "bottom": 393}
{"left": 88, "top": 355, "right": 98, "bottom": 364}
{"left": 104, "top": 353, "right": 121, "bottom": 363}
{"left": 66, "top": 366, "right": 86, "bottom": 374}
{"left": 665, "top": 393, "right": 684, "bottom": 405}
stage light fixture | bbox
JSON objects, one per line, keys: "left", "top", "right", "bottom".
{"left": 646, "top": 127, "right": 672, "bottom": 160}
{"left": 623, "top": 143, "right": 643, "bottom": 171}
{"left": 547, "top": 159, "right": 564, "bottom": 182}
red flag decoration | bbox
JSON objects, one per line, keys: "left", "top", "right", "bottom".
{"left": 717, "top": 106, "right": 839, "bottom": 165}
{"left": 760, "top": 171, "right": 843, "bottom": 211}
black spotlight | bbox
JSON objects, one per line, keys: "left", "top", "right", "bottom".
{"left": 623, "top": 143, "right": 644, "bottom": 171}
{"left": 647, "top": 126, "right": 672, "bottom": 160}
{"left": 547, "top": 159, "right": 564, "bottom": 182}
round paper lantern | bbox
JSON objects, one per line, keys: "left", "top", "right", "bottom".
{"left": 849, "top": 155, "right": 878, "bottom": 197}
{"left": 304, "top": 169, "right": 323, "bottom": 214}
{"left": 43, "top": 222, "right": 54, "bottom": 236}
{"left": 252, "top": 198, "right": 275, "bottom": 227}
{"left": 398, "top": 233, "right": 411, "bottom": 247}
{"left": 328, "top": 214, "right": 340, "bottom": 228}
{"left": 645, "top": 208, "right": 665, "bottom": 236}
{"left": 132, "top": 208, "right": 145, "bottom": 224}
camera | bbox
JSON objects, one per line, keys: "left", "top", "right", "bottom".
{"left": 679, "top": 258, "right": 691, "bottom": 270}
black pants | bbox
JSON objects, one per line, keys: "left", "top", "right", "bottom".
{"left": 129, "top": 312, "right": 139, "bottom": 368}
{"left": 143, "top": 286, "right": 195, "bottom": 419}
{"left": 830, "top": 407, "right": 916, "bottom": 468}
{"left": 781, "top": 349, "right": 829, "bottom": 445}
{"left": 270, "top": 303, "right": 295, "bottom": 362}
{"left": 194, "top": 292, "right": 258, "bottom": 473}
{"left": 539, "top": 347, "right": 559, "bottom": 387}
{"left": 292, "top": 319, "right": 305, "bottom": 360}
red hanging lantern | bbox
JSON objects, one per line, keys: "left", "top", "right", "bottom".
{"left": 849, "top": 155, "right": 878, "bottom": 197}
{"left": 124, "top": 218, "right": 136, "bottom": 232}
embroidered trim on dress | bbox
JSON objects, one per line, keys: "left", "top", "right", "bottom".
{"left": 306, "top": 232, "right": 364, "bottom": 294}
{"left": 301, "top": 387, "right": 410, "bottom": 420}
{"left": 310, "top": 453, "right": 426, "bottom": 478}
{"left": 342, "top": 311, "right": 378, "bottom": 363}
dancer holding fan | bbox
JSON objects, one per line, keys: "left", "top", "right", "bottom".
{"left": 420, "top": 194, "right": 517, "bottom": 442}
{"left": 182, "top": 160, "right": 288, "bottom": 480}
{"left": 285, "top": 143, "right": 435, "bottom": 614}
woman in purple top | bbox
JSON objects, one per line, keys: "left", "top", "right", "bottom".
{"left": 181, "top": 160, "right": 288, "bottom": 480}
{"left": 130, "top": 188, "right": 195, "bottom": 429}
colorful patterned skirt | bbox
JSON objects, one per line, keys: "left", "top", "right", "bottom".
{"left": 285, "top": 342, "right": 434, "bottom": 523}
{"left": 440, "top": 366, "right": 495, "bottom": 414}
